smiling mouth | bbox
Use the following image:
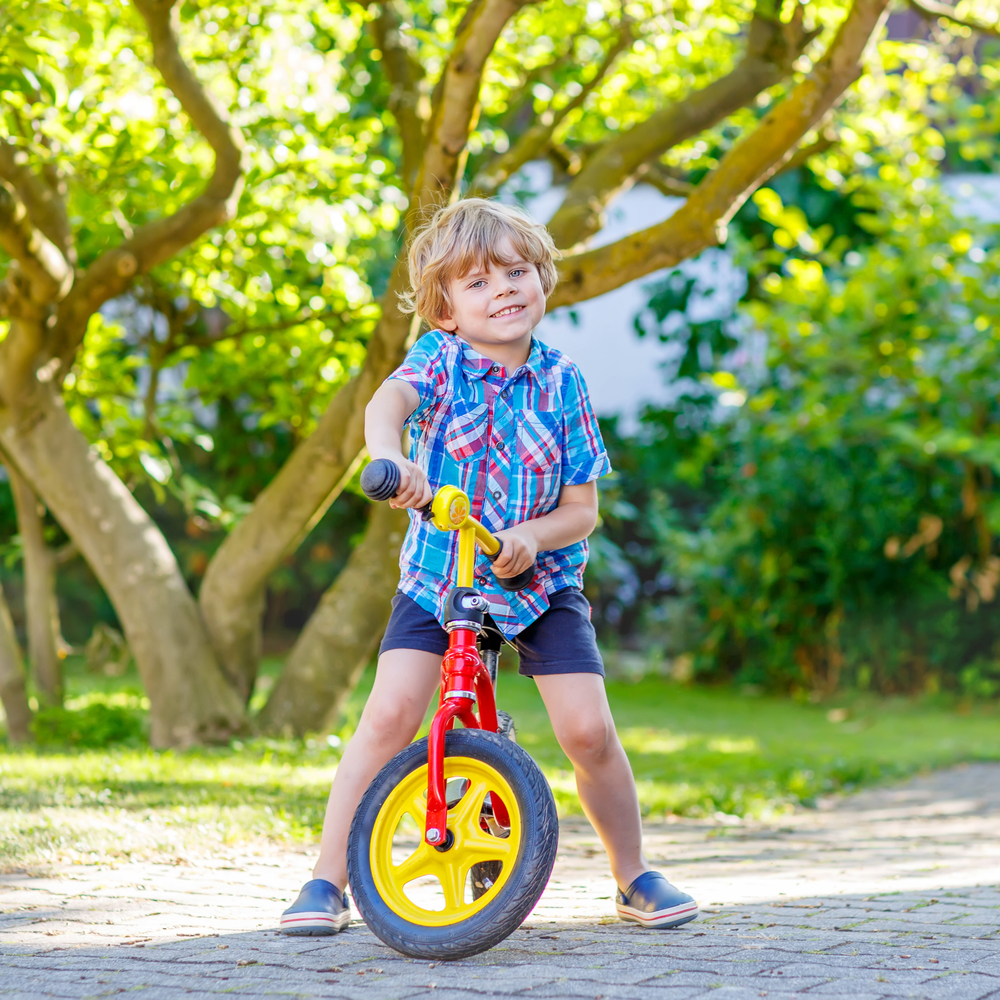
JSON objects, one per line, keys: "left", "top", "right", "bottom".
{"left": 490, "top": 304, "right": 525, "bottom": 318}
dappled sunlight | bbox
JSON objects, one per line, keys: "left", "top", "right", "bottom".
{"left": 0, "top": 744, "right": 343, "bottom": 873}
{"left": 6, "top": 671, "right": 1000, "bottom": 869}
{"left": 617, "top": 727, "right": 691, "bottom": 754}
{"left": 706, "top": 736, "right": 760, "bottom": 754}
{"left": 63, "top": 691, "right": 150, "bottom": 712}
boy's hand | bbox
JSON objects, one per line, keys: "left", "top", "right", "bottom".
{"left": 386, "top": 457, "right": 433, "bottom": 510}
{"left": 491, "top": 524, "right": 538, "bottom": 579}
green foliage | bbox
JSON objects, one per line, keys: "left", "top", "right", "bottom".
{"left": 695, "top": 196, "right": 1000, "bottom": 687}
{"left": 601, "top": 193, "right": 1000, "bottom": 693}
{"left": 590, "top": 28, "right": 1000, "bottom": 695}
{"left": 3, "top": 0, "right": 1000, "bottom": 698}
{"left": 30, "top": 703, "right": 146, "bottom": 748}
{"left": 4, "top": 2, "right": 389, "bottom": 505}
{"left": 0, "top": 1, "right": 401, "bottom": 630}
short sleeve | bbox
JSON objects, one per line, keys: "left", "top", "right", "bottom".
{"left": 386, "top": 330, "right": 450, "bottom": 419}
{"left": 560, "top": 364, "right": 612, "bottom": 486}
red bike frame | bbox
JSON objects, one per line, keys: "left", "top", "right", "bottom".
{"left": 421, "top": 485, "right": 511, "bottom": 846}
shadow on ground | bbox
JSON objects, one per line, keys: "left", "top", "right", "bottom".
{"left": 3, "top": 763, "right": 1000, "bottom": 999}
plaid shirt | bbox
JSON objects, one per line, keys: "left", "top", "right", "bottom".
{"left": 388, "top": 329, "right": 611, "bottom": 637}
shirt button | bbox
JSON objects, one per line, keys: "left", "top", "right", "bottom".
{"left": 496, "top": 440, "right": 505, "bottom": 451}
{"left": 491, "top": 365, "right": 500, "bottom": 374}
{"left": 478, "top": 576, "right": 488, "bottom": 585}
{"left": 492, "top": 490, "right": 501, "bottom": 499}
{"left": 501, "top": 389, "right": 509, "bottom": 398}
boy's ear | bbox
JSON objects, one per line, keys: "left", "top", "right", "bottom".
{"left": 438, "top": 308, "right": 458, "bottom": 332}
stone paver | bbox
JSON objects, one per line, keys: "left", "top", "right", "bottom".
{"left": 2, "top": 762, "right": 1000, "bottom": 999}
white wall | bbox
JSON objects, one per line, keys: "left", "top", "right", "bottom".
{"left": 524, "top": 174, "right": 744, "bottom": 428}
{"left": 520, "top": 169, "right": 998, "bottom": 427}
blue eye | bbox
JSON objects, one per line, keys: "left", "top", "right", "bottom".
{"left": 510, "top": 269, "right": 525, "bottom": 278}
{"left": 470, "top": 279, "right": 486, "bottom": 288}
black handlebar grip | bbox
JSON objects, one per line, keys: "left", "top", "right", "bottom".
{"left": 360, "top": 458, "right": 402, "bottom": 501}
{"left": 486, "top": 539, "right": 536, "bottom": 592}
{"left": 360, "top": 458, "right": 434, "bottom": 521}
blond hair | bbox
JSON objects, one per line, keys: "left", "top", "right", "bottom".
{"left": 400, "top": 198, "right": 559, "bottom": 325}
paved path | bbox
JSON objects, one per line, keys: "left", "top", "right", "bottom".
{"left": 3, "top": 763, "right": 1000, "bottom": 999}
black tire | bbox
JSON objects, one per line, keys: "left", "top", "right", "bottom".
{"left": 348, "top": 728, "right": 558, "bottom": 960}
{"left": 495, "top": 710, "right": 516, "bottom": 742}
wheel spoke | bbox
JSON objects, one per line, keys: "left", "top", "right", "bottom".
{"left": 434, "top": 855, "right": 467, "bottom": 911}
{"left": 392, "top": 842, "right": 438, "bottom": 885}
{"left": 457, "top": 828, "right": 514, "bottom": 865}
{"left": 450, "top": 779, "right": 514, "bottom": 859}
{"left": 448, "top": 775, "right": 488, "bottom": 831}
{"left": 407, "top": 792, "right": 428, "bottom": 823}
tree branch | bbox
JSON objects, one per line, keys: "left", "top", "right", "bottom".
{"left": 199, "top": 0, "right": 533, "bottom": 688}
{"left": 184, "top": 306, "right": 343, "bottom": 348}
{"left": 372, "top": 2, "right": 427, "bottom": 187}
{"left": 636, "top": 162, "right": 696, "bottom": 197}
{"left": 486, "top": 25, "right": 591, "bottom": 145}
{"left": 779, "top": 128, "right": 837, "bottom": 173}
{"left": 470, "top": 23, "right": 634, "bottom": 197}
{"left": 546, "top": 4, "right": 822, "bottom": 250}
{"left": 0, "top": 138, "right": 74, "bottom": 264}
{"left": 549, "top": 0, "right": 890, "bottom": 307}
{"left": 0, "top": 279, "right": 16, "bottom": 319}
{"left": 0, "top": 181, "right": 72, "bottom": 303}
{"left": 412, "top": 0, "right": 535, "bottom": 211}
{"left": 909, "top": 0, "right": 1000, "bottom": 36}
{"left": 51, "top": 0, "right": 245, "bottom": 365}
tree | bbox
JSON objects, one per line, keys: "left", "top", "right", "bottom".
{"left": 8, "top": 467, "right": 65, "bottom": 705}
{"left": 0, "top": 577, "right": 31, "bottom": 742}
{"left": 1, "top": 0, "right": 905, "bottom": 744}
{"left": 576, "top": 27, "right": 1000, "bottom": 695}
{"left": 0, "top": 0, "right": 249, "bottom": 745}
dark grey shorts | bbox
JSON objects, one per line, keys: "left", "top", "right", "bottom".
{"left": 379, "top": 588, "right": 605, "bottom": 677}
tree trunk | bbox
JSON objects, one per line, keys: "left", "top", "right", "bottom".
{"left": 9, "top": 467, "right": 63, "bottom": 706}
{"left": 0, "top": 383, "right": 245, "bottom": 747}
{"left": 199, "top": 0, "right": 536, "bottom": 702}
{"left": 0, "top": 579, "right": 32, "bottom": 743}
{"left": 199, "top": 287, "right": 415, "bottom": 699}
{"left": 256, "top": 501, "right": 408, "bottom": 737}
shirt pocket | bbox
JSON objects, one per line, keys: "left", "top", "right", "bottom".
{"left": 516, "top": 410, "right": 561, "bottom": 471}
{"left": 444, "top": 400, "right": 489, "bottom": 462}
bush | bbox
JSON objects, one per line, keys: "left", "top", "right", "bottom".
{"left": 30, "top": 703, "right": 146, "bottom": 748}
{"left": 591, "top": 192, "right": 1000, "bottom": 697}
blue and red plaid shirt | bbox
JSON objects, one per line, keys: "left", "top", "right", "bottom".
{"left": 387, "top": 329, "right": 611, "bottom": 637}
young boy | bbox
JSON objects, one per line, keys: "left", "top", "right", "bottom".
{"left": 280, "top": 198, "right": 698, "bottom": 935}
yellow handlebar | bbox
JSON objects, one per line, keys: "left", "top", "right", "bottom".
{"left": 430, "top": 485, "right": 500, "bottom": 588}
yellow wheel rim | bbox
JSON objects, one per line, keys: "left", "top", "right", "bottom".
{"left": 369, "top": 755, "right": 522, "bottom": 926}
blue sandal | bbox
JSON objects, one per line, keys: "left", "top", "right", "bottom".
{"left": 616, "top": 872, "right": 699, "bottom": 928}
{"left": 280, "top": 878, "right": 351, "bottom": 935}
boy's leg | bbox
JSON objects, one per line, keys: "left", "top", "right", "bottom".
{"left": 532, "top": 672, "right": 649, "bottom": 890}
{"left": 310, "top": 648, "right": 442, "bottom": 889}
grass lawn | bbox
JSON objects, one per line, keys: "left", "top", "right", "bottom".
{"left": 2, "top": 657, "right": 998, "bottom": 873}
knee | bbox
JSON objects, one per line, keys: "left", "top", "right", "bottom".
{"left": 556, "top": 714, "right": 616, "bottom": 766}
{"left": 361, "top": 697, "right": 424, "bottom": 749}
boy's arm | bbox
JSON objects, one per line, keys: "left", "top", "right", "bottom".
{"left": 491, "top": 481, "right": 598, "bottom": 579}
{"left": 364, "top": 380, "right": 433, "bottom": 509}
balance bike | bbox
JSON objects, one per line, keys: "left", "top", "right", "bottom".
{"left": 347, "top": 459, "right": 558, "bottom": 960}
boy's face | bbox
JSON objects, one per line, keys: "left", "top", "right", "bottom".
{"left": 438, "top": 236, "right": 546, "bottom": 364}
